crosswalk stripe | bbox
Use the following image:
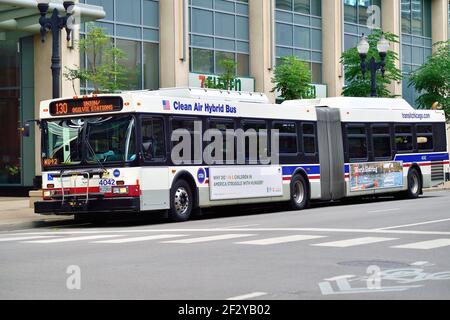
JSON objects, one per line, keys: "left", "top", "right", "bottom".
{"left": 23, "top": 235, "right": 123, "bottom": 244}
{"left": 236, "top": 235, "right": 326, "bottom": 246}
{"left": 312, "top": 237, "right": 398, "bottom": 248}
{"left": 162, "top": 234, "right": 255, "bottom": 244}
{"left": 392, "top": 239, "right": 450, "bottom": 250}
{"left": 92, "top": 234, "right": 187, "bottom": 244}
{"left": 0, "top": 236, "right": 60, "bottom": 242}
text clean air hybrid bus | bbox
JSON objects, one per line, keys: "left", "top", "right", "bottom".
{"left": 29, "top": 88, "right": 449, "bottom": 221}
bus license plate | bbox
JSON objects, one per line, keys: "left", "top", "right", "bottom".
{"left": 99, "top": 185, "right": 112, "bottom": 193}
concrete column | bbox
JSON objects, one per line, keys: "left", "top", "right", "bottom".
{"left": 322, "top": 0, "right": 344, "bottom": 97}
{"left": 431, "top": 0, "right": 449, "bottom": 49}
{"left": 382, "top": 0, "right": 402, "bottom": 96}
{"left": 159, "top": 0, "right": 189, "bottom": 88}
{"left": 249, "top": 0, "right": 276, "bottom": 103}
{"left": 33, "top": 24, "right": 80, "bottom": 178}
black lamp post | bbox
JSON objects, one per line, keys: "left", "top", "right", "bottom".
{"left": 357, "top": 32, "right": 390, "bottom": 97}
{"left": 37, "top": 0, "right": 75, "bottom": 99}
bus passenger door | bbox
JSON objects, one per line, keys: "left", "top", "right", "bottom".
{"left": 316, "top": 107, "right": 345, "bottom": 201}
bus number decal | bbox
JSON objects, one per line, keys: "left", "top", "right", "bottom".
{"left": 99, "top": 179, "right": 116, "bottom": 186}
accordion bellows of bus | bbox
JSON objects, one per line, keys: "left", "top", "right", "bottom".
{"left": 29, "top": 88, "right": 449, "bottom": 222}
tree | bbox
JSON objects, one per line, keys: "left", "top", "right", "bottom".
{"left": 408, "top": 40, "right": 450, "bottom": 119}
{"left": 341, "top": 29, "right": 402, "bottom": 97}
{"left": 64, "top": 23, "right": 128, "bottom": 94}
{"left": 204, "top": 59, "right": 238, "bottom": 90}
{"left": 271, "top": 55, "right": 314, "bottom": 101}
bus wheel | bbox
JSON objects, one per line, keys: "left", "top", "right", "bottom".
{"left": 169, "top": 179, "right": 193, "bottom": 222}
{"left": 290, "top": 175, "right": 309, "bottom": 210}
{"left": 406, "top": 168, "right": 421, "bottom": 199}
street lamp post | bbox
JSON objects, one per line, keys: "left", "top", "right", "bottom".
{"left": 37, "top": 0, "right": 75, "bottom": 99}
{"left": 357, "top": 32, "right": 390, "bottom": 97}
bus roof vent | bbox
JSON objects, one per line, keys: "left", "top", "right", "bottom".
{"left": 145, "top": 87, "right": 270, "bottom": 104}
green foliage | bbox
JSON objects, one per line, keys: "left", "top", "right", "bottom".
{"left": 6, "top": 165, "right": 20, "bottom": 176}
{"left": 341, "top": 29, "right": 402, "bottom": 97}
{"left": 271, "top": 56, "right": 314, "bottom": 101}
{"left": 204, "top": 59, "right": 238, "bottom": 90}
{"left": 408, "top": 40, "right": 450, "bottom": 119}
{"left": 64, "top": 23, "right": 128, "bottom": 94}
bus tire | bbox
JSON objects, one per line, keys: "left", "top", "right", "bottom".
{"left": 169, "top": 179, "right": 193, "bottom": 222}
{"left": 290, "top": 175, "right": 309, "bottom": 210}
{"left": 406, "top": 167, "right": 421, "bottom": 199}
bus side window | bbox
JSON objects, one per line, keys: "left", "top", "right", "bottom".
{"left": 142, "top": 118, "right": 165, "bottom": 161}
{"left": 395, "top": 125, "right": 413, "bottom": 152}
{"left": 346, "top": 124, "right": 368, "bottom": 161}
{"left": 416, "top": 124, "right": 433, "bottom": 151}
{"left": 372, "top": 125, "right": 392, "bottom": 160}
{"left": 242, "top": 120, "right": 268, "bottom": 163}
{"left": 273, "top": 122, "right": 298, "bottom": 154}
{"left": 302, "top": 123, "right": 316, "bottom": 155}
{"left": 209, "top": 119, "right": 235, "bottom": 164}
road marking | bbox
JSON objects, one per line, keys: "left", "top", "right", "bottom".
{"left": 392, "top": 239, "right": 450, "bottom": 250}
{"left": 6, "top": 227, "right": 450, "bottom": 237}
{"left": 236, "top": 235, "right": 326, "bottom": 246}
{"left": 313, "top": 237, "right": 398, "bottom": 248}
{"left": 226, "top": 292, "right": 267, "bottom": 300}
{"left": 92, "top": 234, "right": 186, "bottom": 244}
{"left": 23, "top": 235, "right": 123, "bottom": 244}
{"left": 376, "top": 217, "right": 450, "bottom": 230}
{"left": 162, "top": 234, "right": 255, "bottom": 244}
{"left": 0, "top": 236, "right": 59, "bottom": 242}
{"left": 368, "top": 208, "right": 400, "bottom": 213}
{"left": 410, "top": 261, "right": 434, "bottom": 266}
{"left": 222, "top": 224, "right": 260, "bottom": 229}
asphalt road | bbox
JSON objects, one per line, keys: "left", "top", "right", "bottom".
{"left": 1, "top": 191, "right": 450, "bottom": 300}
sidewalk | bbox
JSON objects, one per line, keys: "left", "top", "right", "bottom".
{"left": 423, "top": 181, "right": 450, "bottom": 193}
{"left": 0, "top": 197, "right": 71, "bottom": 231}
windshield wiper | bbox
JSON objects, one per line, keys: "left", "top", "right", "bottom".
{"left": 84, "top": 128, "right": 107, "bottom": 174}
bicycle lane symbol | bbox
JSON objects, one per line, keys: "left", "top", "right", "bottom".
{"left": 318, "top": 262, "right": 450, "bottom": 296}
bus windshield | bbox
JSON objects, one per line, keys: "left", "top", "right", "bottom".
{"left": 43, "top": 115, "right": 136, "bottom": 167}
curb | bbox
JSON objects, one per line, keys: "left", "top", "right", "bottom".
{"left": 423, "top": 187, "right": 450, "bottom": 193}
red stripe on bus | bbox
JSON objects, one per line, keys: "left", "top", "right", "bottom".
{"left": 44, "top": 185, "right": 140, "bottom": 198}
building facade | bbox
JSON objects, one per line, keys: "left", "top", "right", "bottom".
{"left": 0, "top": 0, "right": 449, "bottom": 190}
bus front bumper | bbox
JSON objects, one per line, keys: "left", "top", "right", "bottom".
{"left": 34, "top": 197, "right": 140, "bottom": 215}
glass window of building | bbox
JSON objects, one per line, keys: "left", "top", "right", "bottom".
{"left": 275, "top": 0, "right": 323, "bottom": 84}
{"left": 401, "top": 0, "right": 432, "bottom": 107}
{"left": 344, "top": 0, "right": 382, "bottom": 51}
{"left": 0, "top": 37, "right": 21, "bottom": 185}
{"left": 80, "top": 0, "right": 160, "bottom": 92}
{"left": 189, "top": 0, "right": 250, "bottom": 77}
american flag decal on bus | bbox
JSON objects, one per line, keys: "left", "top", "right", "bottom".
{"left": 162, "top": 100, "right": 171, "bottom": 110}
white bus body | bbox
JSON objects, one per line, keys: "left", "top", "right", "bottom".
{"left": 34, "top": 88, "right": 449, "bottom": 221}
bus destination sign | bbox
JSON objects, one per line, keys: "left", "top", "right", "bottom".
{"left": 49, "top": 97, "right": 123, "bottom": 116}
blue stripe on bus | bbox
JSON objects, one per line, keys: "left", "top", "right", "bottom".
{"left": 282, "top": 165, "right": 320, "bottom": 176}
{"left": 394, "top": 152, "right": 449, "bottom": 163}
{"left": 203, "top": 152, "right": 447, "bottom": 179}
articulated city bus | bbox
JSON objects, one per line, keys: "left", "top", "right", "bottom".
{"left": 28, "top": 88, "right": 449, "bottom": 221}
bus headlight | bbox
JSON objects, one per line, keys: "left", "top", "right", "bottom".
{"left": 43, "top": 190, "right": 52, "bottom": 198}
{"left": 112, "top": 186, "right": 129, "bottom": 194}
